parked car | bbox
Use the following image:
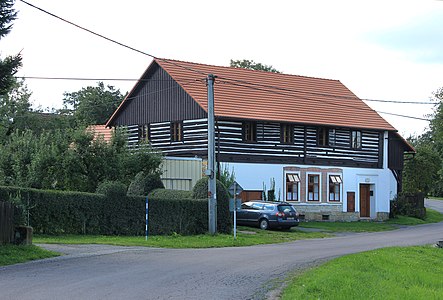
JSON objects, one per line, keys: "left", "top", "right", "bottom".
{"left": 236, "top": 201, "right": 299, "bottom": 230}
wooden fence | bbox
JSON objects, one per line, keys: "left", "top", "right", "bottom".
{"left": 0, "top": 201, "right": 15, "bottom": 245}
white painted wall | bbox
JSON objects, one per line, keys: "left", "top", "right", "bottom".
{"left": 222, "top": 161, "right": 397, "bottom": 216}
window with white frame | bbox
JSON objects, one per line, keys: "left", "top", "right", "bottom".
{"left": 285, "top": 173, "right": 300, "bottom": 201}
{"left": 307, "top": 174, "right": 320, "bottom": 201}
{"left": 328, "top": 175, "right": 342, "bottom": 201}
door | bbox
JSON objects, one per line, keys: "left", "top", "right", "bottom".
{"left": 360, "top": 184, "right": 370, "bottom": 218}
{"left": 347, "top": 192, "right": 355, "bottom": 212}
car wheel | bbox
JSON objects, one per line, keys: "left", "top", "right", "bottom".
{"left": 259, "top": 219, "right": 269, "bottom": 230}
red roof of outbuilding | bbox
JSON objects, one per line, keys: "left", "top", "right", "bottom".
{"left": 107, "top": 58, "right": 396, "bottom": 131}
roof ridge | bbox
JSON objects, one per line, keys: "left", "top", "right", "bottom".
{"left": 155, "top": 58, "right": 341, "bottom": 82}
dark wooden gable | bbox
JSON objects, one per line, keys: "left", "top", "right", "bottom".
{"left": 110, "top": 62, "right": 207, "bottom": 126}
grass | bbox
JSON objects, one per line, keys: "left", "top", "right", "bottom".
{"left": 281, "top": 245, "right": 443, "bottom": 300}
{"left": 429, "top": 196, "right": 443, "bottom": 201}
{"left": 299, "top": 208, "right": 443, "bottom": 232}
{"left": 34, "top": 227, "right": 328, "bottom": 248}
{"left": 0, "top": 244, "right": 59, "bottom": 266}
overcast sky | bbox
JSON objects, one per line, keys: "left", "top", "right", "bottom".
{"left": 1, "top": 0, "right": 442, "bottom": 137}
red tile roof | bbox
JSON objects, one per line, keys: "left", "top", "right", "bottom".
{"left": 87, "top": 125, "right": 113, "bottom": 143}
{"left": 108, "top": 58, "right": 396, "bottom": 131}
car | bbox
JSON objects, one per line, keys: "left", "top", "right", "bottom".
{"left": 236, "top": 201, "right": 300, "bottom": 230}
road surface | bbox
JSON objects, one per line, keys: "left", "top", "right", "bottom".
{"left": 0, "top": 199, "right": 442, "bottom": 300}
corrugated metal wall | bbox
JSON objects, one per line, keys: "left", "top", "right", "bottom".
{"left": 160, "top": 157, "right": 203, "bottom": 191}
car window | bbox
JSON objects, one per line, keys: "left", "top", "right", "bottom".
{"left": 252, "top": 203, "right": 264, "bottom": 210}
{"left": 241, "top": 203, "right": 253, "bottom": 209}
{"left": 263, "top": 204, "right": 275, "bottom": 211}
{"left": 278, "top": 205, "right": 295, "bottom": 213}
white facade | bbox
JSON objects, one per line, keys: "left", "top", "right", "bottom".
{"left": 220, "top": 132, "right": 397, "bottom": 220}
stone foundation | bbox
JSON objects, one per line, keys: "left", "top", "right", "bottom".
{"left": 293, "top": 203, "right": 388, "bottom": 222}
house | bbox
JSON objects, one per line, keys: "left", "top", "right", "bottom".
{"left": 106, "top": 58, "right": 415, "bottom": 221}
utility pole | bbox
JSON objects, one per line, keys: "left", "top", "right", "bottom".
{"left": 207, "top": 74, "right": 217, "bottom": 235}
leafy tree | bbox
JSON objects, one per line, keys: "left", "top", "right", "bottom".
{"left": 0, "top": 0, "right": 21, "bottom": 96}
{"left": 217, "top": 164, "right": 235, "bottom": 190}
{"left": 0, "top": 128, "right": 162, "bottom": 193}
{"left": 403, "top": 140, "right": 440, "bottom": 195}
{"left": 0, "top": 79, "right": 31, "bottom": 140}
{"left": 230, "top": 59, "right": 281, "bottom": 73}
{"left": 62, "top": 82, "right": 125, "bottom": 125}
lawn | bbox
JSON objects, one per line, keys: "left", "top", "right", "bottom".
{"left": 429, "top": 196, "right": 443, "bottom": 201}
{"left": 281, "top": 245, "right": 443, "bottom": 299}
{"left": 298, "top": 208, "right": 443, "bottom": 232}
{"left": 34, "top": 227, "right": 328, "bottom": 248}
{"left": 0, "top": 244, "right": 59, "bottom": 266}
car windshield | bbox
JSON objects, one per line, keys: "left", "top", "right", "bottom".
{"left": 278, "top": 205, "right": 295, "bottom": 213}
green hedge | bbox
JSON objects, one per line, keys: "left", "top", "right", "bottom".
{"left": 0, "top": 186, "right": 207, "bottom": 236}
{"left": 192, "top": 177, "right": 232, "bottom": 234}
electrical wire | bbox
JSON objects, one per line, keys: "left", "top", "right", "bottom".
{"left": 19, "top": 0, "right": 208, "bottom": 77}
{"left": 218, "top": 80, "right": 430, "bottom": 121}
{"left": 17, "top": 75, "right": 437, "bottom": 105}
{"left": 13, "top": 0, "right": 434, "bottom": 121}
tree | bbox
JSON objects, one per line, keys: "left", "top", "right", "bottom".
{"left": 403, "top": 87, "right": 443, "bottom": 196}
{"left": 402, "top": 140, "right": 440, "bottom": 195}
{"left": 62, "top": 82, "right": 125, "bottom": 125}
{"left": 230, "top": 59, "right": 281, "bottom": 73}
{"left": 0, "top": 79, "right": 31, "bottom": 141}
{"left": 0, "top": 0, "right": 22, "bottom": 96}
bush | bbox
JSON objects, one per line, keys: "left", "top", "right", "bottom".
{"left": 192, "top": 177, "right": 232, "bottom": 234}
{"left": 96, "top": 181, "right": 127, "bottom": 199}
{"left": 391, "top": 192, "right": 426, "bottom": 220}
{"left": 149, "top": 188, "right": 192, "bottom": 200}
{"left": 0, "top": 185, "right": 207, "bottom": 236}
{"left": 127, "top": 172, "right": 164, "bottom": 196}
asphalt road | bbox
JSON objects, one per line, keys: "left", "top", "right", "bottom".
{"left": 1, "top": 200, "right": 442, "bottom": 300}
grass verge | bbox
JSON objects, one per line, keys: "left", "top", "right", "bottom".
{"left": 34, "top": 227, "right": 328, "bottom": 248}
{"left": 0, "top": 245, "right": 59, "bottom": 266}
{"left": 299, "top": 208, "right": 443, "bottom": 232}
{"left": 281, "top": 245, "right": 443, "bottom": 300}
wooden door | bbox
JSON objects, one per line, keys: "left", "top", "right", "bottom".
{"left": 347, "top": 192, "right": 355, "bottom": 212}
{"left": 359, "top": 184, "right": 370, "bottom": 217}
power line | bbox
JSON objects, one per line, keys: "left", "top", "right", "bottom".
{"left": 362, "top": 98, "right": 435, "bottom": 105}
{"left": 19, "top": 0, "right": 208, "bottom": 77}
{"left": 15, "top": 76, "right": 199, "bottom": 82}
{"left": 17, "top": 75, "right": 437, "bottom": 105}
{"left": 219, "top": 80, "right": 430, "bottom": 121}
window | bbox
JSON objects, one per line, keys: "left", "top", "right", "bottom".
{"left": 138, "top": 124, "right": 150, "bottom": 143}
{"left": 317, "top": 127, "right": 329, "bottom": 146}
{"left": 307, "top": 174, "right": 320, "bottom": 201}
{"left": 281, "top": 124, "right": 294, "bottom": 144}
{"left": 351, "top": 130, "right": 362, "bottom": 149}
{"left": 329, "top": 129, "right": 336, "bottom": 147}
{"left": 329, "top": 175, "right": 342, "bottom": 201}
{"left": 286, "top": 173, "right": 300, "bottom": 201}
{"left": 171, "top": 121, "right": 183, "bottom": 142}
{"left": 242, "top": 122, "right": 256, "bottom": 142}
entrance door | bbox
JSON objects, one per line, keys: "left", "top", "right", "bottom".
{"left": 359, "top": 184, "right": 370, "bottom": 218}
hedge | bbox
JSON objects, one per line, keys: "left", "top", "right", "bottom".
{"left": 192, "top": 177, "right": 232, "bottom": 234}
{"left": 0, "top": 185, "right": 207, "bottom": 236}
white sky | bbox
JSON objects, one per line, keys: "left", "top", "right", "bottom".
{"left": 1, "top": 0, "right": 443, "bottom": 137}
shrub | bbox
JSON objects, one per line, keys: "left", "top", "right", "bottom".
{"left": 0, "top": 185, "right": 207, "bottom": 236}
{"left": 391, "top": 192, "right": 426, "bottom": 220}
{"left": 96, "top": 181, "right": 127, "bottom": 199}
{"left": 149, "top": 188, "right": 192, "bottom": 200}
{"left": 192, "top": 177, "right": 232, "bottom": 234}
{"left": 127, "top": 172, "right": 164, "bottom": 196}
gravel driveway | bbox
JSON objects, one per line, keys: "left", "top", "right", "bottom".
{"left": 0, "top": 200, "right": 442, "bottom": 300}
